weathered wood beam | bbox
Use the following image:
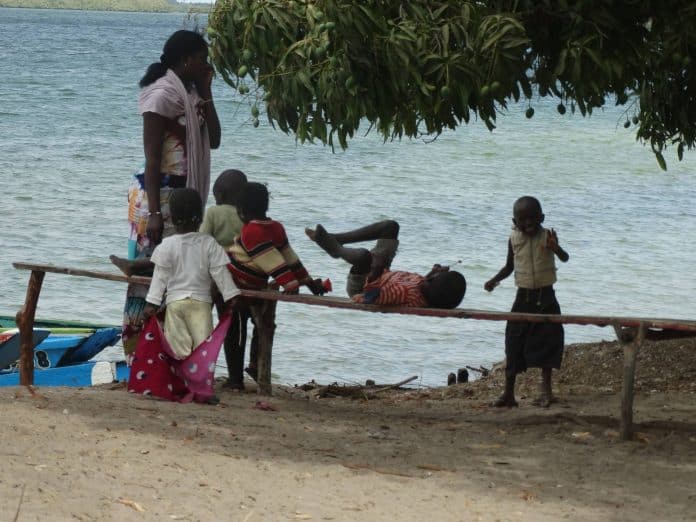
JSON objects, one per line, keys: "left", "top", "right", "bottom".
{"left": 620, "top": 323, "right": 646, "bottom": 441}
{"left": 11, "top": 261, "right": 696, "bottom": 435}
{"left": 13, "top": 263, "right": 696, "bottom": 332}
{"left": 16, "top": 270, "right": 45, "bottom": 385}
{"left": 13, "top": 262, "right": 150, "bottom": 286}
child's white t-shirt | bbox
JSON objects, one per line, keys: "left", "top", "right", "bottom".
{"left": 146, "top": 232, "right": 239, "bottom": 306}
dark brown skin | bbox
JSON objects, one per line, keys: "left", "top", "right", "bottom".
{"left": 144, "top": 49, "right": 221, "bottom": 245}
{"left": 239, "top": 208, "right": 326, "bottom": 296}
{"left": 484, "top": 199, "right": 568, "bottom": 292}
{"left": 485, "top": 197, "right": 569, "bottom": 408}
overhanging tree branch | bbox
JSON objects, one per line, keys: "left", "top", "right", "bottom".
{"left": 208, "top": 0, "right": 696, "bottom": 168}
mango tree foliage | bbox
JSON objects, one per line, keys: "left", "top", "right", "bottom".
{"left": 208, "top": 0, "right": 696, "bottom": 167}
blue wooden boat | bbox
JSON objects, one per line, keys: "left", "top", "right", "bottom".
{"left": 0, "top": 360, "right": 129, "bottom": 387}
{"left": 0, "top": 328, "right": 51, "bottom": 368}
{"left": 0, "top": 315, "right": 113, "bottom": 330}
{"left": 0, "top": 315, "right": 126, "bottom": 387}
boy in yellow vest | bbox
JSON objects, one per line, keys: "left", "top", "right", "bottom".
{"left": 485, "top": 196, "right": 569, "bottom": 408}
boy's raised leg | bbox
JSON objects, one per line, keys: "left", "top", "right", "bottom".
{"left": 305, "top": 224, "right": 343, "bottom": 258}
{"left": 305, "top": 220, "right": 399, "bottom": 246}
{"left": 306, "top": 224, "right": 372, "bottom": 268}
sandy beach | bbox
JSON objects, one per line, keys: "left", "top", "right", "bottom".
{"left": 2, "top": 337, "right": 695, "bottom": 522}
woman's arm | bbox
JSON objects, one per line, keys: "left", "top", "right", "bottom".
{"left": 143, "top": 112, "right": 167, "bottom": 245}
{"left": 196, "top": 64, "right": 221, "bottom": 149}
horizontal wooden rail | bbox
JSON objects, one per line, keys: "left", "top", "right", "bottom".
{"left": 13, "top": 262, "right": 696, "bottom": 332}
{"left": 12, "top": 261, "right": 696, "bottom": 441}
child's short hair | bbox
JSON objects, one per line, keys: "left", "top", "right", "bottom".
{"left": 169, "top": 188, "right": 203, "bottom": 226}
{"left": 426, "top": 271, "right": 466, "bottom": 309}
{"left": 513, "top": 196, "right": 543, "bottom": 215}
{"left": 213, "top": 169, "right": 248, "bottom": 206}
{"left": 238, "top": 182, "right": 269, "bottom": 218}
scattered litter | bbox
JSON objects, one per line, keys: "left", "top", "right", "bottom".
{"left": 253, "top": 401, "right": 277, "bottom": 411}
{"left": 519, "top": 490, "right": 538, "bottom": 502}
{"left": 635, "top": 432, "right": 651, "bottom": 444}
{"left": 116, "top": 497, "right": 145, "bottom": 512}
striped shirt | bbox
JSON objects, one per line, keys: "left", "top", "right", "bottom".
{"left": 352, "top": 270, "right": 427, "bottom": 307}
{"left": 226, "top": 219, "right": 309, "bottom": 291}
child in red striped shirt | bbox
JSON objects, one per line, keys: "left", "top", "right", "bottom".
{"left": 305, "top": 220, "right": 465, "bottom": 309}
{"left": 226, "top": 183, "right": 325, "bottom": 295}
{"left": 225, "top": 182, "right": 325, "bottom": 388}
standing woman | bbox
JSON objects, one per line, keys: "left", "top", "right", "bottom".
{"left": 120, "top": 30, "right": 221, "bottom": 361}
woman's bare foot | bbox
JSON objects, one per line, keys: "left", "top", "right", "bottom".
{"left": 532, "top": 393, "right": 557, "bottom": 408}
{"left": 308, "top": 224, "right": 342, "bottom": 258}
{"left": 110, "top": 255, "right": 134, "bottom": 277}
{"left": 491, "top": 393, "right": 518, "bottom": 408}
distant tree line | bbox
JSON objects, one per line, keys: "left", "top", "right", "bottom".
{"left": 0, "top": 0, "right": 211, "bottom": 12}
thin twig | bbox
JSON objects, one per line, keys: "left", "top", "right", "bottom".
{"left": 13, "top": 483, "right": 26, "bottom": 522}
{"left": 367, "top": 375, "right": 419, "bottom": 396}
{"left": 342, "top": 462, "right": 414, "bottom": 478}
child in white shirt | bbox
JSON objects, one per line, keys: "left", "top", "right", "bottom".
{"left": 144, "top": 188, "right": 240, "bottom": 359}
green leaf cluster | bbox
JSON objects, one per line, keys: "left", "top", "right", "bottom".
{"left": 209, "top": 0, "right": 696, "bottom": 166}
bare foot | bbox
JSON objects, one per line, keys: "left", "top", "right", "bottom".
{"left": 110, "top": 255, "right": 134, "bottom": 277}
{"left": 222, "top": 378, "right": 245, "bottom": 391}
{"left": 491, "top": 394, "right": 518, "bottom": 408}
{"left": 532, "top": 394, "right": 558, "bottom": 408}
{"left": 312, "top": 224, "right": 342, "bottom": 258}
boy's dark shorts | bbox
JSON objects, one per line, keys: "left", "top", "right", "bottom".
{"left": 346, "top": 239, "right": 399, "bottom": 297}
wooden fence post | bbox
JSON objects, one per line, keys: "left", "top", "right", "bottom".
{"left": 16, "top": 270, "right": 45, "bottom": 386}
{"left": 251, "top": 300, "right": 277, "bottom": 396}
{"left": 620, "top": 322, "right": 646, "bottom": 440}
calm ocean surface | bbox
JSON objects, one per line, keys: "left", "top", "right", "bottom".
{"left": 1, "top": 8, "right": 694, "bottom": 387}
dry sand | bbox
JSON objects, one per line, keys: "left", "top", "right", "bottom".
{"left": 2, "top": 337, "right": 696, "bottom": 521}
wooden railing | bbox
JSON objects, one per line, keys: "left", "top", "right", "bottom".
{"left": 12, "top": 262, "right": 696, "bottom": 440}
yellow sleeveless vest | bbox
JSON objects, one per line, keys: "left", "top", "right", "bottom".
{"left": 511, "top": 227, "right": 557, "bottom": 289}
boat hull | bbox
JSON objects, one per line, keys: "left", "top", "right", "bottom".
{"left": 0, "top": 360, "right": 128, "bottom": 387}
{"left": 0, "top": 316, "right": 125, "bottom": 386}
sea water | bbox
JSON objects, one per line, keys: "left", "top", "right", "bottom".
{"left": 1, "top": 8, "right": 694, "bottom": 387}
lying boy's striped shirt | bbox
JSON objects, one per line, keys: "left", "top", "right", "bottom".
{"left": 352, "top": 270, "right": 427, "bottom": 307}
{"left": 227, "top": 219, "right": 309, "bottom": 291}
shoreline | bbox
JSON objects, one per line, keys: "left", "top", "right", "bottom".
{"left": 0, "top": 4, "right": 210, "bottom": 13}
{"left": 3, "top": 336, "right": 695, "bottom": 520}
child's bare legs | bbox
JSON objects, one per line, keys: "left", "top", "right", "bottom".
{"left": 532, "top": 368, "right": 556, "bottom": 407}
{"left": 305, "top": 225, "right": 372, "bottom": 268}
{"left": 492, "top": 375, "right": 518, "bottom": 407}
{"left": 330, "top": 220, "right": 399, "bottom": 244}
{"left": 223, "top": 309, "right": 249, "bottom": 390}
{"left": 305, "top": 220, "right": 399, "bottom": 272}
{"left": 110, "top": 255, "right": 154, "bottom": 277}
